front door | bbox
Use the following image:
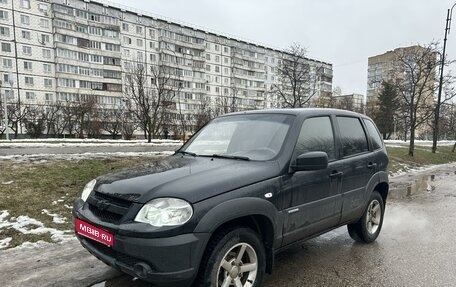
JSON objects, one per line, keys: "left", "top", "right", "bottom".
{"left": 281, "top": 116, "right": 343, "bottom": 246}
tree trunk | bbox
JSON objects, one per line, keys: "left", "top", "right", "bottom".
{"left": 452, "top": 142, "right": 456, "bottom": 153}
{"left": 408, "top": 128, "right": 415, "bottom": 157}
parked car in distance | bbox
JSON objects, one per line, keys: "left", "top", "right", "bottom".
{"left": 73, "top": 108, "right": 389, "bottom": 287}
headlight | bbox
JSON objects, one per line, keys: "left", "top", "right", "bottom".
{"left": 81, "top": 179, "right": 96, "bottom": 202}
{"left": 134, "top": 198, "right": 193, "bottom": 227}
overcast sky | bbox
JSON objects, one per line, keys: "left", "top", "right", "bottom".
{"left": 110, "top": 0, "right": 456, "bottom": 95}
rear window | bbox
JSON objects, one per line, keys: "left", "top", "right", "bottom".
{"left": 337, "top": 116, "right": 369, "bottom": 157}
{"left": 364, "top": 119, "right": 383, "bottom": 150}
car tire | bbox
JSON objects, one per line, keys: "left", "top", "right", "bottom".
{"left": 347, "top": 191, "right": 385, "bottom": 243}
{"left": 195, "top": 227, "right": 266, "bottom": 287}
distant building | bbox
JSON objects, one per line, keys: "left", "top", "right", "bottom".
{"left": 333, "top": 93, "right": 365, "bottom": 113}
{"left": 367, "top": 45, "right": 437, "bottom": 139}
{"left": 367, "top": 45, "right": 436, "bottom": 103}
{"left": 0, "top": 0, "right": 333, "bottom": 137}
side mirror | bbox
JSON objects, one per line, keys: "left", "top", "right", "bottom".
{"left": 291, "top": 151, "right": 328, "bottom": 172}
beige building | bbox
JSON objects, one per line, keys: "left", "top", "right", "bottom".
{"left": 333, "top": 93, "right": 365, "bottom": 113}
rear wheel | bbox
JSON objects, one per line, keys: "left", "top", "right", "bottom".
{"left": 347, "top": 191, "right": 385, "bottom": 243}
{"left": 195, "top": 227, "right": 266, "bottom": 287}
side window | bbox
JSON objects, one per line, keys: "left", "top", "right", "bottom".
{"left": 337, "top": 117, "right": 369, "bottom": 157}
{"left": 364, "top": 119, "right": 383, "bottom": 150}
{"left": 294, "top": 117, "right": 336, "bottom": 160}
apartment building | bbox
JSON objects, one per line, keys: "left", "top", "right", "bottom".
{"left": 367, "top": 45, "right": 437, "bottom": 103}
{"left": 0, "top": 0, "right": 333, "bottom": 136}
{"left": 333, "top": 93, "right": 365, "bottom": 112}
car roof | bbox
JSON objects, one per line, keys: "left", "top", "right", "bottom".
{"left": 222, "top": 108, "right": 366, "bottom": 119}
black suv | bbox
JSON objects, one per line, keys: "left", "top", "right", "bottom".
{"left": 73, "top": 109, "right": 388, "bottom": 287}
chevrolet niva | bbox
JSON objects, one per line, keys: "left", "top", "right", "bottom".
{"left": 73, "top": 108, "right": 389, "bottom": 287}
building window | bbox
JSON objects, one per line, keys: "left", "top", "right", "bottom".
{"left": 45, "top": 93, "right": 54, "bottom": 102}
{"left": 1, "top": 42, "right": 11, "bottom": 52}
{"left": 215, "top": 44, "right": 219, "bottom": 51}
{"left": 22, "top": 45, "right": 32, "bottom": 55}
{"left": 25, "top": 76, "right": 34, "bottom": 85}
{"left": 224, "top": 47, "right": 229, "bottom": 53}
{"left": 149, "top": 29, "right": 155, "bottom": 38}
{"left": 21, "top": 0, "right": 30, "bottom": 9}
{"left": 136, "top": 26, "right": 142, "bottom": 34}
{"left": 41, "top": 34, "right": 50, "bottom": 43}
{"left": 39, "top": 18, "right": 49, "bottom": 28}
{"left": 21, "top": 30, "right": 30, "bottom": 39}
{"left": 0, "top": 25, "right": 9, "bottom": 36}
{"left": 44, "top": 78, "right": 52, "bottom": 87}
{"left": 20, "top": 15, "right": 30, "bottom": 25}
{"left": 23, "top": 61, "right": 32, "bottom": 70}
{"left": 42, "top": 49, "right": 51, "bottom": 58}
{"left": 25, "top": 92, "right": 35, "bottom": 100}
{"left": 123, "top": 36, "right": 131, "bottom": 45}
{"left": 43, "top": 63, "right": 51, "bottom": 73}
{"left": 2, "top": 58, "right": 12, "bottom": 68}
{"left": 38, "top": 4, "right": 48, "bottom": 13}
{"left": 122, "top": 23, "right": 128, "bottom": 31}
{"left": 137, "top": 39, "right": 143, "bottom": 47}
{"left": 0, "top": 10, "right": 8, "bottom": 20}
{"left": 137, "top": 51, "right": 143, "bottom": 61}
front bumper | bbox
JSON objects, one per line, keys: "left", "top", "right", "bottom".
{"left": 73, "top": 201, "right": 210, "bottom": 287}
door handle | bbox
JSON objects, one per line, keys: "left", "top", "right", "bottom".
{"left": 367, "top": 162, "right": 377, "bottom": 169}
{"left": 329, "top": 171, "right": 343, "bottom": 178}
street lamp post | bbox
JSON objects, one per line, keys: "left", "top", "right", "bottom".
{"left": 433, "top": 3, "right": 456, "bottom": 153}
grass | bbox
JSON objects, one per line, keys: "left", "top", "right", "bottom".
{"left": 387, "top": 146, "right": 456, "bottom": 174}
{"left": 0, "top": 157, "right": 158, "bottom": 249}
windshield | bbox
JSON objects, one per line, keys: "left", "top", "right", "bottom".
{"left": 182, "top": 114, "right": 294, "bottom": 161}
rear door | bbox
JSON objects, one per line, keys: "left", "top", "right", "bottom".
{"left": 335, "top": 116, "right": 372, "bottom": 222}
{"left": 281, "top": 116, "right": 343, "bottom": 245}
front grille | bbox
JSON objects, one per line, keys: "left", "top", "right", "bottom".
{"left": 87, "top": 192, "right": 133, "bottom": 224}
{"left": 94, "top": 191, "right": 133, "bottom": 208}
{"left": 88, "top": 204, "right": 123, "bottom": 223}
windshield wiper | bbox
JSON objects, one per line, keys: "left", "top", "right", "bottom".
{"left": 211, "top": 154, "right": 250, "bottom": 161}
{"left": 176, "top": 150, "right": 197, "bottom": 157}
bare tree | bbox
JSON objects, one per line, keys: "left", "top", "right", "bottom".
{"left": 393, "top": 43, "right": 443, "bottom": 156}
{"left": 71, "top": 97, "right": 98, "bottom": 138}
{"left": 193, "top": 95, "right": 213, "bottom": 132}
{"left": 7, "top": 103, "right": 30, "bottom": 139}
{"left": 100, "top": 107, "right": 123, "bottom": 139}
{"left": 124, "top": 61, "right": 179, "bottom": 142}
{"left": 271, "top": 43, "right": 323, "bottom": 108}
{"left": 24, "top": 105, "right": 46, "bottom": 138}
{"left": 43, "top": 102, "right": 64, "bottom": 136}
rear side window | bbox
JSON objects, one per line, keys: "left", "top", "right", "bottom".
{"left": 337, "top": 117, "right": 369, "bottom": 157}
{"left": 294, "top": 116, "right": 336, "bottom": 160}
{"left": 364, "top": 119, "right": 383, "bottom": 150}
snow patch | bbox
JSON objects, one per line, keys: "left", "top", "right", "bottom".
{"left": 1, "top": 181, "right": 14, "bottom": 185}
{"left": 41, "top": 209, "right": 67, "bottom": 224}
{"left": 0, "top": 237, "right": 12, "bottom": 249}
{"left": 0, "top": 151, "right": 175, "bottom": 163}
{"left": 0, "top": 210, "right": 73, "bottom": 248}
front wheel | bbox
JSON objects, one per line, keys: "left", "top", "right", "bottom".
{"left": 347, "top": 191, "right": 385, "bottom": 243}
{"left": 195, "top": 227, "right": 266, "bottom": 287}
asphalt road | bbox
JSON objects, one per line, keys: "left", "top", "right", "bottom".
{"left": 1, "top": 163, "right": 455, "bottom": 287}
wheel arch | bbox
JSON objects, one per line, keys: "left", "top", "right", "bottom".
{"left": 194, "top": 198, "right": 279, "bottom": 274}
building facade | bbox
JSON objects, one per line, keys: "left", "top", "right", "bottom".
{"left": 0, "top": 0, "right": 332, "bottom": 137}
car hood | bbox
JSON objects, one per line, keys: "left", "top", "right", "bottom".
{"left": 95, "top": 155, "right": 280, "bottom": 204}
